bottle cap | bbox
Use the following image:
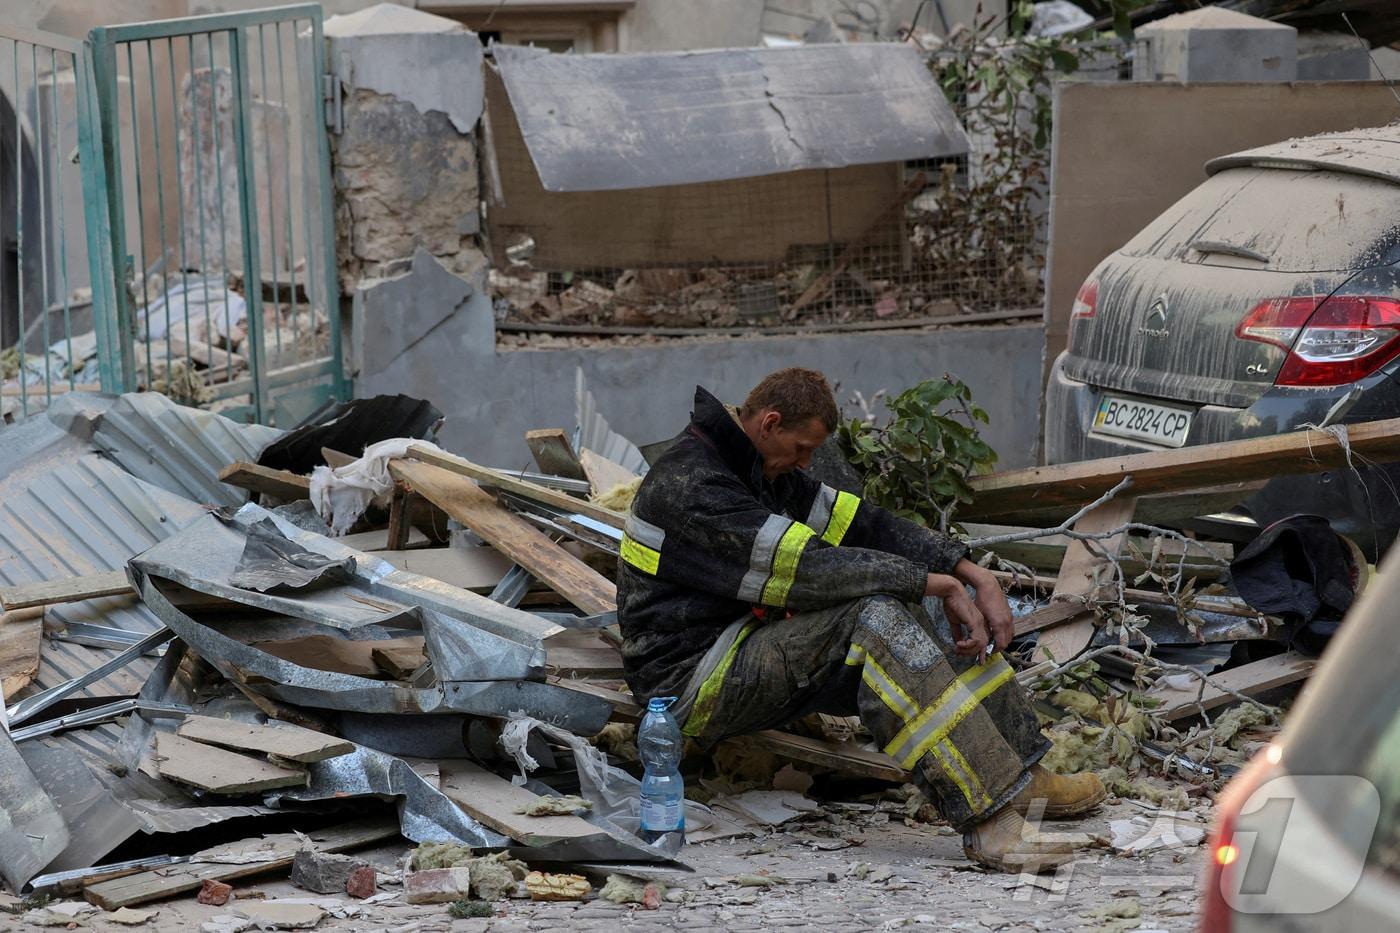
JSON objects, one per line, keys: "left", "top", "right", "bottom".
{"left": 647, "top": 696, "right": 677, "bottom": 713}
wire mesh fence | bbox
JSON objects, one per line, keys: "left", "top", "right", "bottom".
{"left": 489, "top": 155, "right": 1046, "bottom": 336}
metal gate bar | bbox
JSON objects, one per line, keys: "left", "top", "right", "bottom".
{"left": 0, "top": 26, "right": 111, "bottom": 420}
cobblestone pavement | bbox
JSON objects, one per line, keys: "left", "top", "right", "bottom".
{"left": 10, "top": 799, "right": 1206, "bottom": 932}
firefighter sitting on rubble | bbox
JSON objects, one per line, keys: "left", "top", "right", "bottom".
{"left": 616, "top": 367, "right": 1105, "bottom": 872}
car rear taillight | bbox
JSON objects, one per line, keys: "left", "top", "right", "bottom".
{"left": 1070, "top": 279, "right": 1098, "bottom": 320}
{"left": 1236, "top": 296, "right": 1400, "bottom": 387}
{"left": 1199, "top": 744, "right": 1281, "bottom": 933}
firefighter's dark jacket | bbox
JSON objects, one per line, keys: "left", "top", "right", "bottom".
{"left": 617, "top": 386, "right": 969, "bottom": 702}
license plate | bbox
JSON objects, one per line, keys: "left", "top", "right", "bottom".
{"left": 1091, "top": 394, "right": 1193, "bottom": 448}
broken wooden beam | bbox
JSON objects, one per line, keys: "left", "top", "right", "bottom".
{"left": 963, "top": 417, "right": 1400, "bottom": 523}
{"left": 579, "top": 448, "right": 637, "bottom": 497}
{"left": 390, "top": 459, "right": 617, "bottom": 615}
{"left": 0, "top": 571, "right": 134, "bottom": 611}
{"left": 0, "top": 608, "right": 43, "bottom": 701}
{"left": 1147, "top": 651, "right": 1315, "bottom": 721}
{"left": 405, "top": 444, "right": 626, "bottom": 530}
{"left": 526, "top": 429, "right": 588, "bottom": 483}
{"left": 175, "top": 714, "right": 355, "bottom": 763}
{"left": 218, "top": 461, "right": 311, "bottom": 502}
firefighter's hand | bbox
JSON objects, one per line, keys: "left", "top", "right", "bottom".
{"left": 925, "top": 573, "right": 989, "bottom": 659}
{"left": 953, "top": 559, "right": 1014, "bottom": 652}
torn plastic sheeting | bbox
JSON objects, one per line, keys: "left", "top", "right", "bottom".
{"left": 501, "top": 714, "right": 713, "bottom": 858}
{"left": 268, "top": 746, "right": 510, "bottom": 848}
{"left": 243, "top": 501, "right": 563, "bottom": 646}
{"left": 134, "top": 578, "right": 611, "bottom": 734}
{"left": 0, "top": 724, "right": 71, "bottom": 891}
{"left": 230, "top": 518, "right": 357, "bottom": 593}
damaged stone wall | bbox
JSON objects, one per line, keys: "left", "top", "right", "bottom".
{"left": 332, "top": 88, "right": 483, "bottom": 291}
{"left": 325, "top": 4, "right": 487, "bottom": 298}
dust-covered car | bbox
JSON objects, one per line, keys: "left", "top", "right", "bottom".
{"left": 1045, "top": 125, "right": 1400, "bottom": 556}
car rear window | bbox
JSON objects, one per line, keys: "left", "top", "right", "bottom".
{"left": 1120, "top": 167, "right": 1400, "bottom": 273}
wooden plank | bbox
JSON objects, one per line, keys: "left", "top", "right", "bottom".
{"left": 154, "top": 733, "right": 307, "bottom": 794}
{"left": 176, "top": 714, "right": 354, "bottom": 763}
{"left": 1013, "top": 600, "right": 1084, "bottom": 637}
{"left": 526, "top": 429, "right": 588, "bottom": 482}
{"left": 83, "top": 817, "right": 399, "bottom": 910}
{"left": 439, "top": 759, "right": 607, "bottom": 847}
{"left": 253, "top": 634, "right": 426, "bottom": 680}
{"left": 1034, "top": 496, "right": 1136, "bottom": 665}
{"left": 390, "top": 459, "right": 617, "bottom": 616}
{"left": 372, "top": 643, "right": 427, "bottom": 680}
{"left": 748, "top": 730, "right": 907, "bottom": 783}
{"left": 405, "top": 444, "right": 625, "bottom": 530}
{"left": 218, "top": 461, "right": 311, "bottom": 501}
{"left": 0, "top": 571, "right": 134, "bottom": 611}
{"left": 963, "top": 417, "right": 1400, "bottom": 523}
{"left": 386, "top": 485, "right": 412, "bottom": 550}
{"left": 547, "top": 679, "right": 906, "bottom": 782}
{"left": 367, "top": 546, "right": 514, "bottom": 590}
{"left": 321, "top": 447, "right": 356, "bottom": 468}
{"left": 0, "top": 608, "right": 43, "bottom": 700}
{"left": 579, "top": 447, "right": 638, "bottom": 497}
{"left": 1147, "top": 652, "right": 1315, "bottom": 721}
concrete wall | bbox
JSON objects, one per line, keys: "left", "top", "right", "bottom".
{"left": 353, "top": 251, "right": 1045, "bottom": 471}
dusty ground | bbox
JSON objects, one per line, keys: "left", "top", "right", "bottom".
{"left": 7, "top": 798, "right": 1207, "bottom": 933}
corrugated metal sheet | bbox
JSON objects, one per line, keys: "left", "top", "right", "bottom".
{"left": 574, "top": 367, "right": 647, "bottom": 476}
{"left": 493, "top": 42, "right": 970, "bottom": 191}
{"left": 91, "top": 392, "right": 284, "bottom": 507}
{"left": 0, "top": 455, "right": 206, "bottom": 700}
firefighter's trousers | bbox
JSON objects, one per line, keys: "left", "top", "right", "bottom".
{"left": 683, "top": 595, "right": 1049, "bottom": 831}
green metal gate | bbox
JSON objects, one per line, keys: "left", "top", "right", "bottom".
{"left": 0, "top": 26, "right": 113, "bottom": 420}
{"left": 88, "top": 4, "right": 345, "bottom": 426}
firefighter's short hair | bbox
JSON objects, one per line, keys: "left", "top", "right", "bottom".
{"left": 740, "top": 367, "right": 839, "bottom": 433}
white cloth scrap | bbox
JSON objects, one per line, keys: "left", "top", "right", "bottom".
{"left": 309, "top": 438, "right": 447, "bottom": 535}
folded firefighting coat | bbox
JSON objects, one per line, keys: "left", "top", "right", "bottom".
{"left": 617, "top": 385, "right": 969, "bottom": 704}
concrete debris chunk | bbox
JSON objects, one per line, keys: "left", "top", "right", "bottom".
{"left": 289, "top": 849, "right": 373, "bottom": 896}
{"left": 108, "top": 907, "right": 160, "bottom": 925}
{"left": 234, "top": 900, "right": 327, "bottom": 930}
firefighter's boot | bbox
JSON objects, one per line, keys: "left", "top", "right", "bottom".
{"left": 1010, "top": 765, "right": 1107, "bottom": 819}
{"left": 961, "top": 805, "right": 1095, "bottom": 874}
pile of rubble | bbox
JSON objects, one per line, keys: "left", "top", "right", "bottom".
{"left": 0, "top": 386, "right": 1391, "bottom": 927}
{"left": 2, "top": 271, "right": 328, "bottom": 417}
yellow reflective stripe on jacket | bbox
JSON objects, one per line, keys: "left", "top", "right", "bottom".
{"left": 845, "top": 644, "right": 918, "bottom": 722}
{"left": 823, "top": 490, "right": 859, "bottom": 546}
{"left": 683, "top": 620, "right": 759, "bottom": 737}
{"left": 737, "top": 514, "right": 791, "bottom": 603}
{"left": 803, "top": 484, "right": 861, "bottom": 546}
{"left": 620, "top": 534, "right": 660, "bottom": 575}
{"left": 759, "top": 522, "right": 815, "bottom": 606}
{"left": 884, "top": 657, "right": 1015, "bottom": 769}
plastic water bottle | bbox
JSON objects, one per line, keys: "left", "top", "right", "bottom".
{"left": 638, "top": 696, "right": 685, "bottom": 844}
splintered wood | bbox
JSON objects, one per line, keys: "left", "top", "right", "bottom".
{"left": 389, "top": 458, "right": 617, "bottom": 615}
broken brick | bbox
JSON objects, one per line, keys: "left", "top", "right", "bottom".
{"left": 345, "top": 864, "right": 377, "bottom": 899}
{"left": 404, "top": 867, "right": 473, "bottom": 905}
{"left": 197, "top": 879, "right": 232, "bottom": 906}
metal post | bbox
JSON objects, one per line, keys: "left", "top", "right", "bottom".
{"left": 228, "top": 24, "right": 266, "bottom": 422}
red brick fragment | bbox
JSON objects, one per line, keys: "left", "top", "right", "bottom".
{"left": 197, "top": 879, "right": 233, "bottom": 906}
